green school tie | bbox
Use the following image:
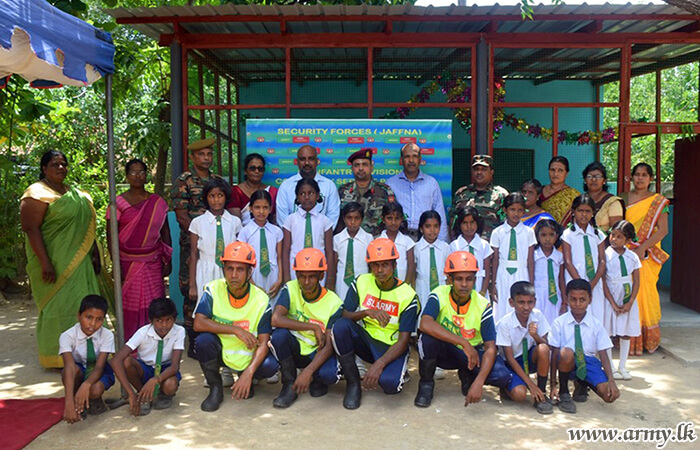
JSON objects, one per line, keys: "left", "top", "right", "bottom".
{"left": 619, "top": 255, "right": 632, "bottom": 304}
{"left": 574, "top": 324, "right": 587, "bottom": 380}
{"left": 583, "top": 235, "right": 596, "bottom": 280}
{"left": 344, "top": 238, "right": 355, "bottom": 287}
{"left": 429, "top": 246, "right": 439, "bottom": 291}
{"left": 85, "top": 338, "right": 96, "bottom": 381}
{"left": 153, "top": 340, "right": 164, "bottom": 398}
{"left": 304, "top": 213, "right": 313, "bottom": 248}
{"left": 522, "top": 337, "right": 529, "bottom": 374}
{"left": 215, "top": 217, "right": 224, "bottom": 268}
{"left": 259, "top": 228, "right": 271, "bottom": 276}
{"left": 547, "top": 259, "right": 558, "bottom": 305}
{"left": 507, "top": 228, "right": 518, "bottom": 274}
{"left": 468, "top": 244, "right": 475, "bottom": 255}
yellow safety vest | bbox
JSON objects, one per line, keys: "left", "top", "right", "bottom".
{"left": 433, "top": 285, "right": 490, "bottom": 348}
{"left": 286, "top": 280, "right": 343, "bottom": 356}
{"left": 355, "top": 273, "right": 417, "bottom": 346}
{"left": 207, "top": 279, "right": 270, "bottom": 371}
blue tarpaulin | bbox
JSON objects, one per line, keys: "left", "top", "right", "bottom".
{"left": 0, "top": 0, "right": 114, "bottom": 88}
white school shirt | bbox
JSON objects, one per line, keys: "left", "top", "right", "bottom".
{"left": 533, "top": 247, "right": 565, "bottom": 325}
{"left": 414, "top": 237, "right": 450, "bottom": 309}
{"left": 59, "top": 323, "right": 115, "bottom": 365}
{"left": 490, "top": 221, "right": 536, "bottom": 276}
{"left": 334, "top": 227, "right": 373, "bottom": 300}
{"left": 604, "top": 247, "right": 641, "bottom": 302}
{"left": 549, "top": 311, "right": 612, "bottom": 357}
{"left": 560, "top": 223, "right": 605, "bottom": 283}
{"left": 449, "top": 234, "right": 493, "bottom": 291}
{"left": 380, "top": 230, "right": 415, "bottom": 282}
{"left": 284, "top": 208, "right": 333, "bottom": 280}
{"left": 126, "top": 323, "right": 186, "bottom": 367}
{"left": 238, "top": 220, "right": 284, "bottom": 290}
{"left": 496, "top": 309, "right": 550, "bottom": 359}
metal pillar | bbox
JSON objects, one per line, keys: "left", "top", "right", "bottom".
{"left": 105, "top": 74, "right": 124, "bottom": 348}
{"left": 475, "top": 38, "right": 489, "bottom": 155}
{"left": 170, "top": 40, "right": 183, "bottom": 182}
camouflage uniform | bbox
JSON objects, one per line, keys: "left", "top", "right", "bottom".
{"left": 170, "top": 168, "right": 220, "bottom": 329}
{"left": 450, "top": 183, "right": 509, "bottom": 240}
{"left": 338, "top": 178, "right": 395, "bottom": 237}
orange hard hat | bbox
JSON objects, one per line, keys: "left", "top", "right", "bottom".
{"left": 220, "top": 241, "right": 256, "bottom": 265}
{"left": 293, "top": 248, "right": 328, "bottom": 272}
{"left": 444, "top": 251, "right": 479, "bottom": 273}
{"left": 365, "top": 238, "right": 399, "bottom": 263}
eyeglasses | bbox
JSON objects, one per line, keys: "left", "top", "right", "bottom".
{"left": 128, "top": 170, "right": 146, "bottom": 176}
{"left": 247, "top": 165, "right": 265, "bottom": 172}
{"left": 585, "top": 174, "right": 604, "bottom": 180}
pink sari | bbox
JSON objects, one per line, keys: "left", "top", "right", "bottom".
{"left": 107, "top": 195, "right": 172, "bottom": 339}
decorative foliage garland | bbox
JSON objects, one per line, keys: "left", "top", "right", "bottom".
{"left": 384, "top": 73, "right": 619, "bottom": 146}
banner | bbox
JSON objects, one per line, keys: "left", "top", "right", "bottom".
{"left": 245, "top": 119, "right": 453, "bottom": 206}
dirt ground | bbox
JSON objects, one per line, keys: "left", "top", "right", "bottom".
{"left": 1, "top": 295, "right": 699, "bottom": 450}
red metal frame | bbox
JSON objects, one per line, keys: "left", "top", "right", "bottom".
{"left": 552, "top": 107, "right": 559, "bottom": 157}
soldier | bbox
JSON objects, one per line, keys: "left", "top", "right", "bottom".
{"left": 450, "top": 154, "right": 509, "bottom": 240}
{"left": 337, "top": 148, "right": 395, "bottom": 237}
{"left": 171, "top": 138, "right": 220, "bottom": 357}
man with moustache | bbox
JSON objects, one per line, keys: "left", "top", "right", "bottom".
{"left": 276, "top": 145, "right": 341, "bottom": 228}
{"left": 450, "top": 155, "right": 509, "bottom": 240}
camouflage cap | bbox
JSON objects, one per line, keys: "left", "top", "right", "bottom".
{"left": 187, "top": 138, "right": 216, "bottom": 152}
{"left": 471, "top": 154, "right": 494, "bottom": 168}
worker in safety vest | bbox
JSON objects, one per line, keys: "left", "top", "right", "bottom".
{"left": 193, "top": 241, "right": 278, "bottom": 412}
{"left": 415, "top": 251, "right": 511, "bottom": 408}
{"left": 331, "top": 237, "right": 419, "bottom": 409}
{"left": 269, "top": 247, "right": 343, "bottom": 408}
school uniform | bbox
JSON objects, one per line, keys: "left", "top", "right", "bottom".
{"left": 238, "top": 220, "right": 284, "bottom": 306}
{"left": 414, "top": 237, "right": 450, "bottom": 311}
{"left": 604, "top": 247, "right": 642, "bottom": 338}
{"left": 491, "top": 222, "right": 537, "bottom": 323}
{"left": 533, "top": 247, "right": 565, "bottom": 326}
{"left": 380, "top": 230, "right": 415, "bottom": 282}
{"left": 496, "top": 309, "right": 550, "bottom": 391}
{"left": 59, "top": 323, "right": 115, "bottom": 388}
{"left": 189, "top": 210, "right": 242, "bottom": 304}
{"left": 550, "top": 311, "right": 612, "bottom": 387}
{"left": 126, "top": 323, "right": 186, "bottom": 384}
{"left": 333, "top": 228, "right": 373, "bottom": 301}
{"left": 284, "top": 208, "right": 333, "bottom": 280}
{"left": 561, "top": 223, "right": 606, "bottom": 327}
{"left": 449, "top": 234, "right": 493, "bottom": 293}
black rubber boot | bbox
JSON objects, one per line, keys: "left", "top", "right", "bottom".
{"left": 200, "top": 359, "right": 224, "bottom": 412}
{"left": 309, "top": 376, "right": 329, "bottom": 398}
{"left": 458, "top": 367, "right": 475, "bottom": 396}
{"left": 338, "top": 352, "right": 362, "bottom": 410}
{"left": 414, "top": 359, "right": 437, "bottom": 408}
{"left": 273, "top": 356, "right": 299, "bottom": 408}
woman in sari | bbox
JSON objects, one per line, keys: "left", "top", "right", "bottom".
{"left": 107, "top": 159, "right": 172, "bottom": 340}
{"left": 582, "top": 161, "right": 624, "bottom": 233}
{"left": 21, "top": 150, "right": 101, "bottom": 369}
{"left": 624, "top": 163, "right": 669, "bottom": 355}
{"left": 520, "top": 178, "right": 555, "bottom": 227}
{"left": 226, "top": 153, "right": 278, "bottom": 227}
{"left": 540, "top": 156, "right": 581, "bottom": 226}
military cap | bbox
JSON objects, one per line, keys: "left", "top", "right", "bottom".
{"left": 187, "top": 138, "right": 216, "bottom": 152}
{"left": 471, "top": 154, "right": 494, "bottom": 168}
{"left": 348, "top": 148, "right": 373, "bottom": 164}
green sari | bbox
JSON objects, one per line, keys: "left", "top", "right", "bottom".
{"left": 23, "top": 182, "right": 100, "bottom": 368}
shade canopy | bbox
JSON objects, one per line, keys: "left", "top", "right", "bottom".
{"left": 0, "top": 0, "right": 114, "bottom": 88}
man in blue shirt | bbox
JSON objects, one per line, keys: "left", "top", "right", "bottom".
{"left": 385, "top": 143, "right": 448, "bottom": 241}
{"left": 275, "top": 145, "right": 341, "bottom": 228}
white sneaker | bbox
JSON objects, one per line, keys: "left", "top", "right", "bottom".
{"left": 266, "top": 373, "right": 279, "bottom": 384}
{"left": 612, "top": 370, "right": 623, "bottom": 380}
{"left": 221, "top": 367, "right": 235, "bottom": 387}
{"left": 434, "top": 367, "right": 446, "bottom": 380}
{"left": 356, "top": 357, "right": 368, "bottom": 379}
{"left": 620, "top": 368, "right": 632, "bottom": 380}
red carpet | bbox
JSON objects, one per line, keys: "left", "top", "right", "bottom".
{"left": 0, "top": 398, "right": 64, "bottom": 450}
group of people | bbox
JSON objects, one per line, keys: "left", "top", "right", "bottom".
{"left": 19, "top": 139, "right": 669, "bottom": 421}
